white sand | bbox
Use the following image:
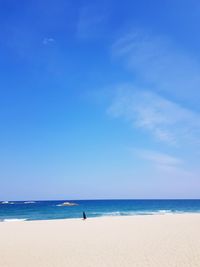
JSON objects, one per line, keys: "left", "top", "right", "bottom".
{"left": 0, "top": 214, "right": 200, "bottom": 267}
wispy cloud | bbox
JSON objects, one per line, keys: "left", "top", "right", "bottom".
{"left": 43, "top": 37, "right": 55, "bottom": 45}
{"left": 105, "top": 29, "right": 200, "bottom": 190}
{"left": 133, "top": 148, "right": 200, "bottom": 186}
{"left": 112, "top": 30, "right": 200, "bottom": 103}
{"left": 76, "top": 5, "right": 106, "bottom": 39}
{"left": 108, "top": 86, "right": 200, "bottom": 145}
{"left": 136, "top": 148, "right": 182, "bottom": 166}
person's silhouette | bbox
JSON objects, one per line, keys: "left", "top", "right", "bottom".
{"left": 83, "top": 211, "right": 87, "bottom": 220}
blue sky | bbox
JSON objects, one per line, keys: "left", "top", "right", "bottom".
{"left": 1, "top": 0, "right": 200, "bottom": 200}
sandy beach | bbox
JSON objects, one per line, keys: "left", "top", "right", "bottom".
{"left": 0, "top": 214, "right": 200, "bottom": 267}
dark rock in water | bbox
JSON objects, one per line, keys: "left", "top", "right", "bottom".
{"left": 59, "top": 202, "right": 78, "bottom": 206}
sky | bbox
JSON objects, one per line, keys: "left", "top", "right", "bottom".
{"left": 0, "top": 0, "right": 200, "bottom": 200}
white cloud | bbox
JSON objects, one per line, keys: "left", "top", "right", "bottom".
{"left": 112, "top": 30, "right": 200, "bottom": 104}
{"left": 133, "top": 148, "right": 200, "bottom": 189}
{"left": 108, "top": 87, "right": 200, "bottom": 145}
{"left": 43, "top": 37, "right": 55, "bottom": 45}
{"left": 103, "top": 29, "right": 200, "bottom": 195}
{"left": 136, "top": 149, "right": 182, "bottom": 166}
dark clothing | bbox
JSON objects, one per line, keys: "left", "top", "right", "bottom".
{"left": 83, "top": 212, "right": 87, "bottom": 220}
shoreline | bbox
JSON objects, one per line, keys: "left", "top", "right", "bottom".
{"left": 1, "top": 211, "right": 200, "bottom": 223}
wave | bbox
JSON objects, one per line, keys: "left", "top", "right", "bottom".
{"left": 90, "top": 210, "right": 176, "bottom": 217}
{"left": 1, "top": 201, "right": 15, "bottom": 205}
{"left": 1, "top": 201, "right": 37, "bottom": 205}
{"left": 156, "top": 209, "right": 174, "bottom": 214}
{"left": 90, "top": 211, "right": 143, "bottom": 217}
{"left": 98, "top": 211, "right": 122, "bottom": 216}
{"left": 2, "top": 218, "right": 27, "bottom": 222}
{"left": 1, "top": 201, "right": 9, "bottom": 204}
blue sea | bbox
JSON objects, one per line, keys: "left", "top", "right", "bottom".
{"left": 0, "top": 199, "right": 200, "bottom": 222}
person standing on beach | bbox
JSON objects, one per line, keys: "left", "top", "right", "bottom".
{"left": 83, "top": 211, "right": 87, "bottom": 220}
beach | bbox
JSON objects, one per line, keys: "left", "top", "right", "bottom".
{"left": 0, "top": 214, "right": 200, "bottom": 267}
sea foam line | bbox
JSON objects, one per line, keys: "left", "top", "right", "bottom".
{"left": 2, "top": 218, "right": 27, "bottom": 222}
{"left": 90, "top": 210, "right": 177, "bottom": 217}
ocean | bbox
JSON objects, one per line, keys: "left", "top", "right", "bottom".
{"left": 0, "top": 199, "right": 200, "bottom": 222}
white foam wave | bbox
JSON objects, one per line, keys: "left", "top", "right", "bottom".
{"left": 91, "top": 210, "right": 175, "bottom": 217}
{"left": 92, "top": 211, "right": 131, "bottom": 216}
{"left": 24, "top": 201, "right": 36, "bottom": 204}
{"left": 1, "top": 201, "right": 15, "bottom": 205}
{"left": 3, "top": 219, "right": 27, "bottom": 222}
{"left": 154, "top": 210, "right": 173, "bottom": 214}
{"left": 1, "top": 201, "right": 9, "bottom": 204}
{"left": 102, "top": 211, "right": 122, "bottom": 216}
{"left": 159, "top": 209, "right": 172, "bottom": 213}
